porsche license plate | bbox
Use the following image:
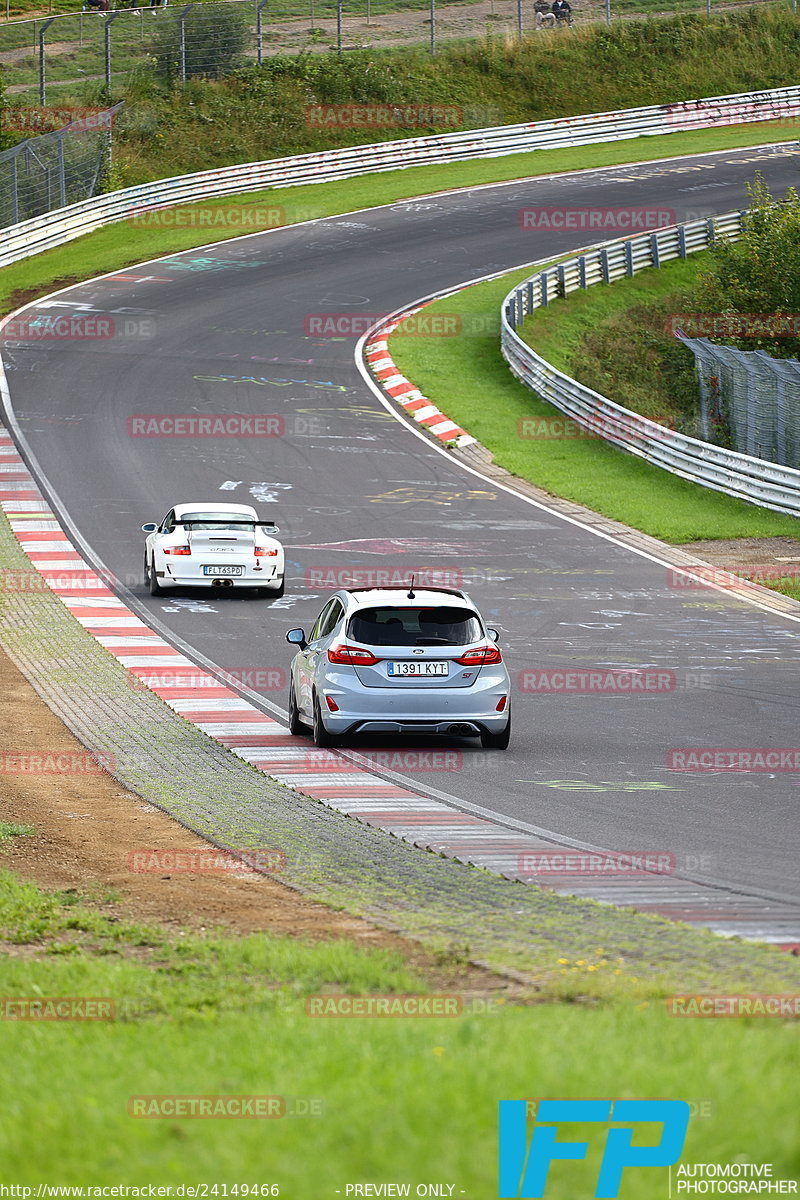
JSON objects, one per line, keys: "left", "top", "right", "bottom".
{"left": 203, "top": 565, "right": 244, "bottom": 576}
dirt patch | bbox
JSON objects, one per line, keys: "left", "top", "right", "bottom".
{"left": 680, "top": 537, "right": 800, "bottom": 573}
{"left": 0, "top": 642, "right": 521, "bottom": 995}
{"left": 3, "top": 278, "right": 83, "bottom": 313}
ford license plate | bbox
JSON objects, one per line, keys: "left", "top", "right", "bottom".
{"left": 387, "top": 661, "right": 448, "bottom": 677}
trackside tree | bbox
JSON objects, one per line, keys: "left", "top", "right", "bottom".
{"left": 695, "top": 177, "right": 800, "bottom": 359}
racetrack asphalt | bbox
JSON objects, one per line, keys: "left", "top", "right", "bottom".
{"left": 2, "top": 141, "right": 799, "bottom": 924}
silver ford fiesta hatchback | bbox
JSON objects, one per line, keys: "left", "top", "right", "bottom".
{"left": 286, "top": 585, "right": 511, "bottom": 749}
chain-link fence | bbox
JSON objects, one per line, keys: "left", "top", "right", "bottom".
{"left": 0, "top": 0, "right": 793, "bottom": 98}
{"left": 0, "top": 102, "right": 119, "bottom": 226}
{"left": 679, "top": 335, "right": 800, "bottom": 468}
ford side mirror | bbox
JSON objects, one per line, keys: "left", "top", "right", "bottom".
{"left": 286, "top": 628, "right": 307, "bottom": 649}
{"left": 487, "top": 627, "right": 500, "bottom": 643}
{"left": 141, "top": 523, "right": 158, "bottom": 533}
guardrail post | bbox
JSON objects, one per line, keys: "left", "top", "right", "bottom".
{"left": 650, "top": 231, "right": 660, "bottom": 269}
{"left": 257, "top": 0, "right": 269, "bottom": 65}
{"left": 104, "top": 10, "right": 121, "bottom": 91}
{"left": 605, "top": 0, "right": 611, "bottom": 25}
{"left": 600, "top": 247, "right": 610, "bottom": 283}
{"left": 776, "top": 376, "right": 786, "bottom": 465}
{"left": 430, "top": 0, "right": 435, "bottom": 55}
{"left": 179, "top": 5, "right": 194, "bottom": 83}
{"left": 506, "top": 301, "right": 516, "bottom": 330}
{"left": 10, "top": 154, "right": 19, "bottom": 226}
{"left": 624, "top": 241, "right": 634, "bottom": 276}
{"left": 337, "top": 0, "right": 342, "bottom": 54}
{"left": 526, "top": 280, "right": 535, "bottom": 313}
{"left": 38, "top": 16, "right": 55, "bottom": 106}
{"left": 516, "top": 0, "right": 523, "bottom": 39}
{"left": 540, "top": 271, "right": 548, "bottom": 307}
{"left": 516, "top": 291, "right": 524, "bottom": 326}
{"left": 578, "top": 255, "right": 586, "bottom": 289}
{"left": 57, "top": 131, "right": 66, "bottom": 208}
{"left": 678, "top": 226, "right": 687, "bottom": 259}
{"left": 557, "top": 262, "right": 566, "bottom": 297}
{"left": 706, "top": 216, "right": 716, "bottom": 246}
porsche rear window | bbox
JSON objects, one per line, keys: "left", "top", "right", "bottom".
{"left": 181, "top": 512, "right": 254, "bottom": 530}
{"left": 348, "top": 606, "right": 481, "bottom": 647}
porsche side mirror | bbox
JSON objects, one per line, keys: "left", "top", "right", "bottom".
{"left": 141, "top": 523, "right": 158, "bottom": 533}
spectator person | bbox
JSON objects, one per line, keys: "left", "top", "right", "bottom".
{"left": 84, "top": 0, "right": 110, "bottom": 12}
{"left": 552, "top": 0, "right": 573, "bottom": 23}
{"left": 534, "top": 0, "right": 556, "bottom": 26}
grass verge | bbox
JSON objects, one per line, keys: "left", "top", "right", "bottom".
{"left": 0, "top": 867, "right": 798, "bottom": 1189}
{"left": 388, "top": 259, "right": 800, "bottom": 543}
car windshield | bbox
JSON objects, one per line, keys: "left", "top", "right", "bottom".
{"left": 348, "top": 605, "right": 482, "bottom": 647}
{"left": 180, "top": 512, "right": 255, "bottom": 531}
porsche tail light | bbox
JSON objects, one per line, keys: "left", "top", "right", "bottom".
{"left": 255, "top": 546, "right": 279, "bottom": 557}
{"left": 455, "top": 645, "right": 503, "bottom": 666}
{"left": 164, "top": 545, "right": 191, "bottom": 556}
{"left": 327, "top": 644, "right": 382, "bottom": 666}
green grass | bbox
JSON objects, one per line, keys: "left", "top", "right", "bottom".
{"left": 388, "top": 261, "right": 800, "bottom": 543}
{"left": 518, "top": 257, "right": 703, "bottom": 380}
{"left": 0, "top": 822, "right": 35, "bottom": 842}
{"left": 1, "top": 868, "right": 798, "bottom": 1191}
{"left": 757, "top": 575, "right": 800, "bottom": 600}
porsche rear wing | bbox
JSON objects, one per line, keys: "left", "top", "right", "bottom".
{"left": 173, "top": 519, "right": 278, "bottom": 529}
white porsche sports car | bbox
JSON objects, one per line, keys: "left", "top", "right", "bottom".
{"left": 142, "top": 502, "right": 285, "bottom": 596}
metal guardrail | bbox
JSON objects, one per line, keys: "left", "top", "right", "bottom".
{"left": 501, "top": 213, "right": 800, "bottom": 516}
{"left": 2, "top": 83, "right": 800, "bottom": 269}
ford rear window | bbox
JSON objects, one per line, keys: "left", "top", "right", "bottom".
{"left": 348, "top": 606, "right": 482, "bottom": 647}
